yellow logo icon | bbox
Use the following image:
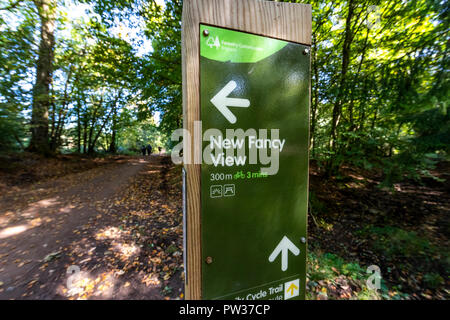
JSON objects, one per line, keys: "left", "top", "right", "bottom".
{"left": 284, "top": 279, "right": 299, "bottom": 299}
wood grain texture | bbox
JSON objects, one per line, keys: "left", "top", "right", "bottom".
{"left": 182, "top": 0, "right": 311, "bottom": 300}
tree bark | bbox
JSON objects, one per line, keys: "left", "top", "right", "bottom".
{"left": 28, "top": 0, "right": 56, "bottom": 155}
{"left": 50, "top": 65, "right": 73, "bottom": 152}
{"left": 109, "top": 108, "right": 117, "bottom": 154}
{"left": 311, "top": 34, "right": 319, "bottom": 158}
{"left": 88, "top": 106, "right": 114, "bottom": 154}
{"left": 326, "top": 0, "right": 356, "bottom": 176}
{"left": 329, "top": 0, "right": 355, "bottom": 152}
{"left": 82, "top": 116, "right": 88, "bottom": 154}
{"left": 76, "top": 103, "right": 81, "bottom": 153}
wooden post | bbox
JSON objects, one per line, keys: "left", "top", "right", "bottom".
{"left": 182, "top": 0, "right": 311, "bottom": 300}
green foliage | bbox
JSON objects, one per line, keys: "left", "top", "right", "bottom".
{"left": 0, "top": 108, "right": 26, "bottom": 151}
{"left": 308, "top": 191, "right": 327, "bottom": 215}
{"left": 166, "top": 244, "right": 178, "bottom": 255}
{"left": 0, "top": 0, "right": 448, "bottom": 175}
{"left": 0, "top": 4, "right": 36, "bottom": 151}
{"left": 0, "top": 0, "right": 170, "bottom": 155}
{"left": 308, "top": 192, "right": 336, "bottom": 229}
{"left": 358, "top": 226, "right": 450, "bottom": 276}
{"left": 305, "top": 0, "right": 449, "bottom": 181}
{"left": 308, "top": 252, "right": 365, "bottom": 282}
{"left": 379, "top": 150, "right": 446, "bottom": 187}
{"left": 356, "top": 225, "right": 449, "bottom": 294}
{"left": 359, "top": 226, "right": 435, "bottom": 260}
{"left": 162, "top": 285, "right": 172, "bottom": 295}
{"left": 422, "top": 272, "right": 445, "bottom": 289}
{"left": 306, "top": 251, "right": 407, "bottom": 300}
{"left": 138, "top": 0, "right": 182, "bottom": 137}
{"left": 408, "top": 107, "right": 450, "bottom": 154}
{"left": 117, "top": 118, "right": 168, "bottom": 152}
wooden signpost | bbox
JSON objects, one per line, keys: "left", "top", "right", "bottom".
{"left": 182, "top": 0, "right": 311, "bottom": 300}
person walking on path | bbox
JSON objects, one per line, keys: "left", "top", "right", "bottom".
{"left": 146, "top": 144, "right": 152, "bottom": 156}
{"left": 141, "top": 145, "right": 146, "bottom": 156}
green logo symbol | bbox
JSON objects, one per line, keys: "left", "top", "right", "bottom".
{"left": 206, "top": 36, "right": 220, "bottom": 49}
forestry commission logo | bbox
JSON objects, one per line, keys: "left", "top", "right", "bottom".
{"left": 207, "top": 35, "right": 220, "bottom": 49}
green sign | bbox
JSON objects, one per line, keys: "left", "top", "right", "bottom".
{"left": 200, "top": 25, "right": 310, "bottom": 300}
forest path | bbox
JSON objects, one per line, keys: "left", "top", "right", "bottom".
{"left": 0, "top": 155, "right": 183, "bottom": 299}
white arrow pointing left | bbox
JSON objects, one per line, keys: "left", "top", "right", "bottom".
{"left": 210, "top": 80, "right": 250, "bottom": 124}
{"left": 268, "top": 236, "right": 300, "bottom": 271}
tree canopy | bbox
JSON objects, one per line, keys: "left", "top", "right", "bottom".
{"left": 0, "top": 0, "right": 448, "bottom": 182}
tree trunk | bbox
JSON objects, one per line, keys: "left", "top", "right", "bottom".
{"left": 76, "top": 100, "right": 81, "bottom": 153}
{"left": 326, "top": 0, "right": 355, "bottom": 176}
{"left": 109, "top": 127, "right": 116, "bottom": 154}
{"left": 88, "top": 108, "right": 113, "bottom": 154}
{"left": 329, "top": 0, "right": 355, "bottom": 152}
{"left": 50, "top": 65, "right": 73, "bottom": 152}
{"left": 82, "top": 117, "right": 88, "bottom": 154}
{"left": 109, "top": 108, "right": 117, "bottom": 153}
{"left": 311, "top": 35, "right": 319, "bottom": 158}
{"left": 89, "top": 91, "right": 121, "bottom": 154}
{"left": 28, "top": 0, "right": 56, "bottom": 155}
{"left": 350, "top": 28, "right": 370, "bottom": 132}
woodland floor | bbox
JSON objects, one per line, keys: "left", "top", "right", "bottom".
{"left": 307, "top": 161, "right": 449, "bottom": 300}
{"left": 0, "top": 154, "right": 448, "bottom": 300}
{"left": 0, "top": 154, "right": 183, "bottom": 299}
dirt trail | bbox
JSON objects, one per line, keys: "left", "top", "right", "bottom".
{"left": 0, "top": 156, "right": 164, "bottom": 299}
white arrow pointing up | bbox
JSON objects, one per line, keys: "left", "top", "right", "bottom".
{"left": 268, "top": 236, "right": 300, "bottom": 271}
{"left": 210, "top": 80, "right": 250, "bottom": 124}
